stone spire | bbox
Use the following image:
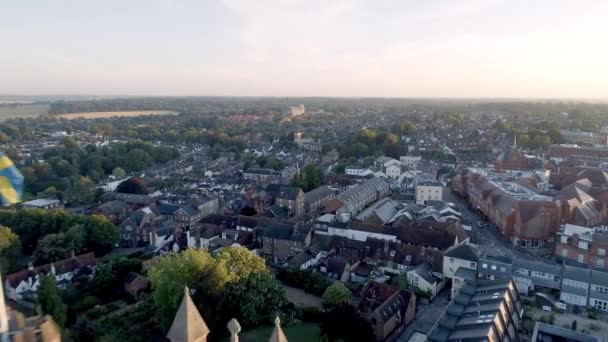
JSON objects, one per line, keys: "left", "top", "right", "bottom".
{"left": 513, "top": 134, "right": 517, "bottom": 149}
{"left": 167, "top": 287, "right": 210, "bottom": 342}
{"left": 268, "top": 316, "right": 288, "bottom": 342}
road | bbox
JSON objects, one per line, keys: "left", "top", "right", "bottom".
{"left": 443, "top": 188, "right": 550, "bottom": 260}
{"left": 397, "top": 289, "right": 450, "bottom": 341}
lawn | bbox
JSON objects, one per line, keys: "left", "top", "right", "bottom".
{"left": 240, "top": 322, "right": 321, "bottom": 342}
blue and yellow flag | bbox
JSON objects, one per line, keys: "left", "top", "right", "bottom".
{"left": 0, "top": 152, "right": 23, "bottom": 205}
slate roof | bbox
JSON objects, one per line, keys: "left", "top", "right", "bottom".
{"left": 444, "top": 244, "right": 479, "bottom": 262}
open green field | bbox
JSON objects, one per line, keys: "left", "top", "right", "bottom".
{"left": 241, "top": 322, "right": 321, "bottom": 342}
{"left": 0, "top": 104, "right": 49, "bottom": 121}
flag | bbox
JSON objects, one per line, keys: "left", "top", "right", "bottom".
{"left": 0, "top": 152, "right": 23, "bottom": 205}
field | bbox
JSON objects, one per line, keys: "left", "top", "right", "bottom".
{"left": 0, "top": 104, "right": 50, "bottom": 121}
{"left": 56, "top": 110, "right": 178, "bottom": 119}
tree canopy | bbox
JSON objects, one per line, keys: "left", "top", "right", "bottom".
{"left": 37, "top": 274, "right": 68, "bottom": 328}
{"left": 322, "top": 282, "right": 352, "bottom": 307}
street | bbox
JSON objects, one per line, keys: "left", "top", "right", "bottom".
{"left": 443, "top": 188, "right": 551, "bottom": 260}
{"left": 397, "top": 289, "right": 450, "bottom": 341}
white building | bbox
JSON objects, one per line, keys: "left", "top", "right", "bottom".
{"left": 415, "top": 180, "right": 443, "bottom": 205}
{"left": 345, "top": 166, "right": 373, "bottom": 177}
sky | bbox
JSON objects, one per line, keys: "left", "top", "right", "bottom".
{"left": 1, "top": 0, "right": 607, "bottom": 98}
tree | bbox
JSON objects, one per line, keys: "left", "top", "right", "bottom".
{"left": 0, "top": 226, "right": 21, "bottom": 273}
{"left": 211, "top": 247, "right": 266, "bottom": 292}
{"left": 220, "top": 271, "right": 284, "bottom": 328}
{"left": 37, "top": 275, "right": 67, "bottom": 327}
{"left": 112, "top": 167, "right": 126, "bottom": 178}
{"left": 68, "top": 176, "right": 96, "bottom": 205}
{"left": 82, "top": 215, "right": 119, "bottom": 255}
{"left": 116, "top": 177, "right": 148, "bottom": 194}
{"left": 148, "top": 249, "right": 215, "bottom": 330}
{"left": 320, "top": 303, "right": 375, "bottom": 342}
{"left": 34, "top": 233, "right": 71, "bottom": 264}
{"left": 322, "top": 282, "right": 352, "bottom": 307}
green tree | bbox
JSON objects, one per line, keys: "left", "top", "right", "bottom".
{"left": 112, "top": 167, "right": 126, "bottom": 178}
{"left": 322, "top": 282, "right": 352, "bottom": 307}
{"left": 37, "top": 275, "right": 67, "bottom": 327}
{"left": 0, "top": 226, "right": 21, "bottom": 273}
{"left": 220, "top": 271, "right": 284, "bottom": 328}
{"left": 34, "top": 233, "right": 71, "bottom": 264}
{"left": 211, "top": 247, "right": 266, "bottom": 292}
{"left": 82, "top": 215, "right": 119, "bottom": 255}
{"left": 148, "top": 249, "right": 215, "bottom": 330}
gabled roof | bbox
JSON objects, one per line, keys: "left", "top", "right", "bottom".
{"left": 444, "top": 244, "right": 479, "bottom": 262}
{"left": 167, "top": 287, "right": 210, "bottom": 342}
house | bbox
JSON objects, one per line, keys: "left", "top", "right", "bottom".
{"left": 173, "top": 205, "right": 202, "bottom": 230}
{"left": 320, "top": 257, "right": 350, "bottom": 282}
{"left": 427, "top": 278, "right": 523, "bottom": 342}
{"left": 188, "top": 194, "right": 220, "bottom": 218}
{"left": 304, "top": 185, "right": 335, "bottom": 212}
{"left": 556, "top": 224, "right": 608, "bottom": 268}
{"left": 559, "top": 263, "right": 591, "bottom": 307}
{"left": 266, "top": 184, "right": 305, "bottom": 218}
{"left": 511, "top": 256, "right": 562, "bottom": 295}
{"left": 360, "top": 281, "right": 416, "bottom": 341}
{"left": 123, "top": 272, "right": 149, "bottom": 299}
{"left": 400, "top": 155, "right": 422, "bottom": 169}
{"left": 415, "top": 180, "right": 443, "bottom": 205}
{"left": 242, "top": 168, "right": 282, "bottom": 184}
{"left": 261, "top": 221, "right": 311, "bottom": 263}
{"left": 5, "top": 253, "right": 97, "bottom": 301}
{"left": 19, "top": 198, "right": 62, "bottom": 210}
{"left": 590, "top": 268, "right": 608, "bottom": 312}
{"left": 442, "top": 244, "right": 479, "bottom": 298}
{"left": 406, "top": 261, "right": 444, "bottom": 299}
{"left": 345, "top": 166, "right": 374, "bottom": 177}
{"left": 477, "top": 255, "right": 512, "bottom": 281}
{"left": 325, "top": 178, "right": 389, "bottom": 222}
{"left": 119, "top": 207, "right": 162, "bottom": 246}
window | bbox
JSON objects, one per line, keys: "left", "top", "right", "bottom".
{"left": 500, "top": 267, "right": 506, "bottom": 272}
{"left": 561, "top": 249, "right": 568, "bottom": 257}
{"left": 596, "top": 286, "right": 608, "bottom": 294}
{"left": 599, "top": 248, "right": 606, "bottom": 256}
{"left": 491, "top": 265, "right": 497, "bottom": 271}
{"left": 594, "top": 299, "right": 608, "bottom": 311}
{"left": 578, "top": 254, "right": 585, "bottom": 263}
{"left": 470, "top": 262, "right": 476, "bottom": 268}
{"left": 482, "top": 263, "right": 488, "bottom": 269}
{"left": 597, "top": 259, "right": 605, "bottom": 268}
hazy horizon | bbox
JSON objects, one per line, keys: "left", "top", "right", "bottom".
{"left": 2, "top": 0, "right": 607, "bottom": 98}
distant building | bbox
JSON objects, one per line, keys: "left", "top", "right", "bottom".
{"left": 345, "top": 166, "right": 373, "bottom": 177}
{"left": 288, "top": 104, "right": 305, "bottom": 117}
{"left": 19, "top": 198, "right": 62, "bottom": 210}
{"left": 242, "top": 168, "right": 282, "bottom": 184}
{"left": 293, "top": 131, "right": 321, "bottom": 152}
